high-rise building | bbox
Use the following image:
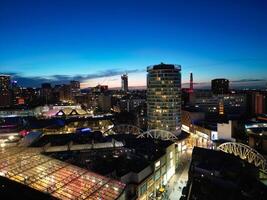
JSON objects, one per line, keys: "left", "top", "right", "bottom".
{"left": 147, "top": 63, "right": 181, "bottom": 135}
{"left": 189, "top": 72, "right": 193, "bottom": 93}
{"left": 211, "top": 78, "right": 229, "bottom": 95}
{"left": 121, "top": 74, "right": 128, "bottom": 92}
{"left": 0, "top": 75, "right": 11, "bottom": 107}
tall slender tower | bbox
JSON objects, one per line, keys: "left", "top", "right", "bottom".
{"left": 147, "top": 63, "right": 181, "bottom": 135}
{"left": 189, "top": 72, "right": 193, "bottom": 93}
{"left": 121, "top": 74, "right": 128, "bottom": 92}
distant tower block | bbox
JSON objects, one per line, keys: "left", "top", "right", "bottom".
{"left": 211, "top": 78, "right": 229, "bottom": 95}
{"left": 189, "top": 72, "right": 193, "bottom": 93}
{"left": 121, "top": 73, "right": 128, "bottom": 92}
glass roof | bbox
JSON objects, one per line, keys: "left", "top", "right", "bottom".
{"left": 0, "top": 147, "right": 125, "bottom": 200}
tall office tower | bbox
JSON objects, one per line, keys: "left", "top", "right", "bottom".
{"left": 0, "top": 75, "right": 11, "bottom": 107}
{"left": 147, "top": 63, "right": 181, "bottom": 135}
{"left": 211, "top": 78, "right": 229, "bottom": 95}
{"left": 189, "top": 72, "right": 194, "bottom": 93}
{"left": 121, "top": 74, "right": 128, "bottom": 92}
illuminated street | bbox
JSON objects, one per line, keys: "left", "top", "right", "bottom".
{"left": 164, "top": 148, "right": 192, "bottom": 200}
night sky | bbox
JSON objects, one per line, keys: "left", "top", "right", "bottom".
{"left": 0, "top": 0, "right": 267, "bottom": 88}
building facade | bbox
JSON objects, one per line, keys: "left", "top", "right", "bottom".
{"left": 137, "top": 143, "right": 176, "bottom": 200}
{"left": 147, "top": 63, "right": 181, "bottom": 135}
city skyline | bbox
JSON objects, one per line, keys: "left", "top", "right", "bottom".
{"left": 1, "top": 1, "right": 267, "bottom": 199}
{"left": 1, "top": 0, "right": 267, "bottom": 89}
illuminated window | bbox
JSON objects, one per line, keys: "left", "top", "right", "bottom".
{"left": 155, "top": 161, "right": 160, "bottom": 168}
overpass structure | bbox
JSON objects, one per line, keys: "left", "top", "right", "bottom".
{"left": 218, "top": 142, "right": 267, "bottom": 174}
{"left": 106, "top": 124, "right": 178, "bottom": 141}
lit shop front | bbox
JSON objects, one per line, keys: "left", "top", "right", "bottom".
{"left": 137, "top": 143, "right": 176, "bottom": 200}
{"left": 182, "top": 124, "right": 213, "bottom": 148}
{"left": 195, "top": 131, "right": 209, "bottom": 147}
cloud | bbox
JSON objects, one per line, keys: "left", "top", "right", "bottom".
{"left": 5, "top": 70, "right": 267, "bottom": 89}
{"left": 230, "top": 79, "right": 267, "bottom": 89}
{"left": 230, "top": 79, "right": 266, "bottom": 83}
{"left": 4, "top": 69, "right": 141, "bottom": 88}
{"left": 182, "top": 79, "right": 267, "bottom": 89}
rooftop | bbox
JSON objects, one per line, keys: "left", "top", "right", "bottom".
{"left": 47, "top": 134, "right": 174, "bottom": 181}
{"left": 147, "top": 63, "right": 181, "bottom": 71}
{"left": 30, "top": 131, "right": 107, "bottom": 147}
{"left": 186, "top": 147, "right": 267, "bottom": 200}
{"left": 0, "top": 147, "right": 125, "bottom": 200}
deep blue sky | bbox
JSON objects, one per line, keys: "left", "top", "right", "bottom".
{"left": 0, "top": 0, "right": 267, "bottom": 88}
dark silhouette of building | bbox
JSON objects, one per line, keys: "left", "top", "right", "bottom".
{"left": 0, "top": 75, "right": 11, "bottom": 107}
{"left": 189, "top": 72, "right": 193, "bottom": 93}
{"left": 121, "top": 73, "right": 128, "bottom": 92}
{"left": 40, "top": 83, "right": 52, "bottom": 103}
{"left": 181, "top": 147, "right": 267, "bottom": 200}
{"left": 211, "top": 78, "right": 229, "bottom": 95}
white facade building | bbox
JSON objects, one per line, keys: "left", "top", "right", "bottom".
{"left": 147, "top": 63, "right": 181, "bottom": 135}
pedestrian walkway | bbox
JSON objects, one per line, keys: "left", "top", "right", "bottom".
{"left": 164, "top": 149, "right": 192, "bottom": 200}
{"left": 168, "top": 161, "right": 190, "bottom": 199}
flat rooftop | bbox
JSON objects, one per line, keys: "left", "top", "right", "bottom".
{"left": 147, "top": 63, "right": 181, "bottom": 71}
{"left": 30, "top": 131, "right": 107, "bottom": 147}
{"left": 47, "top": 134, "right": 174, "bottom": 179}
{"left": 187, "top": 147, "right": 267, "bottom": 200}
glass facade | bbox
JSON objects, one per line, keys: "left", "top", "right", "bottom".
{"left": 147, "top": 63, "right": 181, "bottom": 135}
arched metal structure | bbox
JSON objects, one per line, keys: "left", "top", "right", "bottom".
{"left": 137, "top": 129, "right": 178, "bottom": 141}
{"left": 218, "top": 142, "right": 267, "bottom": 173}
{"left": 105, "top": 124, "right": 144, "bottom": 136}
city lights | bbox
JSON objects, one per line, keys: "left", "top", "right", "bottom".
{"left": 0, "top": 1, "right": 267, "bottom": 200}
